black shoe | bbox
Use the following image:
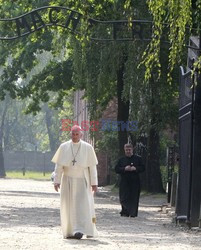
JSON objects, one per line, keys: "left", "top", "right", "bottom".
{"left": 74, "top": 232, "right": 83, "bottom": 239}
{"left": 120, "top": 213, "right": 129, "bottom": 217}
{"left": 130, "top": 214, "right": 137, "bottom": 217}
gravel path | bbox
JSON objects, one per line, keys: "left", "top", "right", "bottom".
{"left": 0, "top": 179, "right": 200, "bottom": 250}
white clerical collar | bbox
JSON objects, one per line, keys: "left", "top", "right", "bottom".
{"left": 71, "top": 139, "right": 81, "bottom": 145}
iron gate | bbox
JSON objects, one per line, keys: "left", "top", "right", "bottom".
{"left": 176, "top": 66, "right": 194, "bottom": 222}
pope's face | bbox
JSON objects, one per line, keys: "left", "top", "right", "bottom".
{"left": 71, "top": 130, "right": 82, "bottom": 143}
{"left": 124, "top": 146, "right": 133, "bottom": 157}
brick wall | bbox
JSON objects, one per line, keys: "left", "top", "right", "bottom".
{"left": 102, "top": 98, "right": 118, "bottom": 119}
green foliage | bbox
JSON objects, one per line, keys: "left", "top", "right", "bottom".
{"left": 142, "top": 0, "right": 201, "bottom": 83}
{"left": 57, "top": 90, "right": 74, "bottom": 143}
{"left": 0, "top": 1, "right": 180, "bottom": 133}
{"left": 0, "top": 93, "right": 74, "bottom": 152}
{"left": 0, "top": 0, "right": 184, "bottom": 192}
{"left": 95, "top": 130, "right": 119, "bottom": 169}
{"left": 0, "top": 0, "right": 149, "bottom": 118}
{"left": 0, "top": 1, "right": 75, "bottom": 113}
{"left": 71, "top": 38, "right": 118, "bottom": 119}
{"left": 0, "top": 98, "right": 50, "bottom": 151}
{"left": 160, "top": 165, "right": 168, "bottom": 190}
{"left": 122, "top": 40, "right": 179, "bottom": 138}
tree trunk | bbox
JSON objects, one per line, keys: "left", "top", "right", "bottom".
{"left": 0, "top": 151, "right": 5, "bottom": 177}
{"left": 117, "top": 60, "right": 129, "bottom": 157}
{"left": 0, "top": 99, "right": 8, "bottom": 178}
{"left": 146, "top": 126, "right": 164, "bottom": 192}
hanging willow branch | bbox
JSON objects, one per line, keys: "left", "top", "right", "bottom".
{"left": 139, "top": 0, "right": 193, "bottom": 83}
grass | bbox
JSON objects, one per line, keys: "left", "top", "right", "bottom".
{"left": 5, "top": 171, "right": 52, "bottom": 180}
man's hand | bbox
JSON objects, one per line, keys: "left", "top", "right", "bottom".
{"left": 54, "top": 183, "right": 60, "bottom": 192}
{"left": 92, "top": 185, "right": 98, "bottom": 193}
{"left": 125, "top": 165, "right": 131, "bottom": 171}
{"left": 130, "top": 166, "right": 136, "bottom": 171}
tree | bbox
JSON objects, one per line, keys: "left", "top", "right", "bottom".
{"left": 0, "top": 1, "right": 180, "bottom": 192}
{"left": 0, "top": 1, "right": 76, "bottom": 176}
{"left": 122, "top": 39, "right": 179, "bottom": 192}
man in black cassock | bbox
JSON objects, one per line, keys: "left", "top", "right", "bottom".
{"left": 115, "top": 143, "right": 145, "bottom": 217}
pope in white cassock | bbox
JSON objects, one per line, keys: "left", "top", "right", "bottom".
{"left": 52, "top": 125, "right": 98, "bottom": 239}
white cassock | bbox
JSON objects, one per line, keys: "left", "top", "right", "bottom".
{"left": 51, "top": 139, "right": 98, "bottom": 238}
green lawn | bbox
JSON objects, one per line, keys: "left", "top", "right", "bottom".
{"left": 5, "top": 171, "right": 52, "bottom": 180}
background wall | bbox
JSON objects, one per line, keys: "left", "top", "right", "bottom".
{"left": 4, "top": 151, "right": 55, "bottom": 173}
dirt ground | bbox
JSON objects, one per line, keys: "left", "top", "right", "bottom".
{"left": 0, "top": 179, "right": 201, "bottom": 250}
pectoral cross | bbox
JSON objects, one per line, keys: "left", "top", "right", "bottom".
{"left": 71, "top": 142, "right": 81, "bottom": 166}
{"left": 72, "top": 159, "right": 76, "bottom": 166}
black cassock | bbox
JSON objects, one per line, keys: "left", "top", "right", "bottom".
{"left": 115, "top": 155, "right": 145, "bottom": 217}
